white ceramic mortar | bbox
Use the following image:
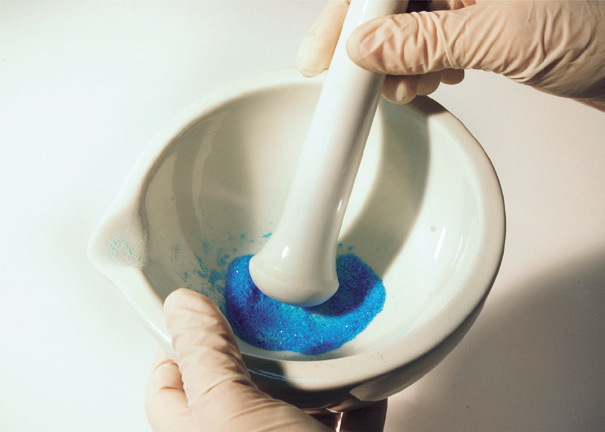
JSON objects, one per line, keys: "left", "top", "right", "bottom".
{"left": 88, "top": 68, "right": 505, "bottom": 411}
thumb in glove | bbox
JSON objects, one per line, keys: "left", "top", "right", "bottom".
{"left": 145, "top": 288, "right": 330, "bottom": 431}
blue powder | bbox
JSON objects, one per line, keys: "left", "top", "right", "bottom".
{"left": 225, "top": 254, "right": 385, "bottom": 355}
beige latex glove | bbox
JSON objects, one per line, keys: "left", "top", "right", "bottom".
{"left": 298, "top": 0, "right": 605, "bottom": 110}
{"left": 145, "top": 288, "right": 388, "bottom": 432}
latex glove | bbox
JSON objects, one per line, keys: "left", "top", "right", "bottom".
{"left": 145, "top": 288, "right": 388, "bottom": 432}
{"left": 298, "top": 0, "right": 605, "bottom": 110}
{"left": 297, "top": 0, "right": 466, "bottom": 103}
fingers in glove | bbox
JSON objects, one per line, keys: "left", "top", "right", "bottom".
{"left": 145, "top": 349, "right": 195, "bottom": 432}
{"left": 440, "top": 68, "right": 465, "bottom": 85}
{"left": 347, "top": 1, "right": 604, "bottom": 102}
{"left": 347, "top": 4, "right": 538, "bottom": 77}
{"left": 383, "top": 74, "right": 417, "bottom": 104}
{"left": 416, "top": 71, "right": 442, "bottom": 95}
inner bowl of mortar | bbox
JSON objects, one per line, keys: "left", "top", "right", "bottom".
{"left": 88, "top": 68, "right": 505, "bottom": 411}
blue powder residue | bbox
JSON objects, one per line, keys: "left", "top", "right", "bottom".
{"left": 225, "top": 254, "right": 385, "bottom": 355}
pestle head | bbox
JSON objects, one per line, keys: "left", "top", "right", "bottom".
{"left": 249, "top": 238, "right": 339, "bottom": 307}
{"left": 227, "top": 254, "right": 386, "bottom": 354}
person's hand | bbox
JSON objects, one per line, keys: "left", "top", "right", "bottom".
{"left": 145, "top": 288, "right": 388, "bottom": 431}
{"left": 298, "top": 0, "right": 605, "bottom": 110}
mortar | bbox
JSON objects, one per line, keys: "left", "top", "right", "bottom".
{"left": 88, "top": 68, "right": 505, "bottom": 411}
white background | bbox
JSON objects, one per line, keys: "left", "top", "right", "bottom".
{"left": 1, "top": 1, "right": 603, "bottom": 431}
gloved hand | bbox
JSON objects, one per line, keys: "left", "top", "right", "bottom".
{"left": 145, "top": 288, "right": 388, "bottom": 432}
{"left": 298, "top": 0, "right": 605, "bottom": 110}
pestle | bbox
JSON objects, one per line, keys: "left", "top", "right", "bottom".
{"left": 249, "top": 0, "right": 408, "bottom": 307}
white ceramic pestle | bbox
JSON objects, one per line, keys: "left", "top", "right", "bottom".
{"left": 249, "top": 0, "right": 407, "bottom": 306}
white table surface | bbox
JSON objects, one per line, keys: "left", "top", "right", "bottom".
{"left": 1, "top": 2, "right": 603, "bottom": 431}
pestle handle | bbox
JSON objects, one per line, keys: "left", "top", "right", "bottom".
{"left": 250, "top": 0, "right": 408, "bottom": 306}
